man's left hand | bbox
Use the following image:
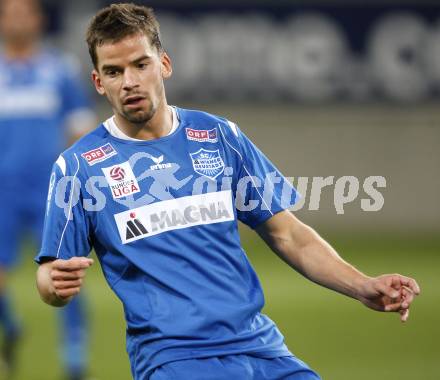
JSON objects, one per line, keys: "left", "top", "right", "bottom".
{"left": 356, "top": 274, "right": 421, "bottom": 322}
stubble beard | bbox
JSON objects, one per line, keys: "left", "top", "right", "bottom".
{"left": 119, "top": 82, "right": 165, "bottom": 125}
{"left": 122, "top": 98, "right": 156, "bottom": 125}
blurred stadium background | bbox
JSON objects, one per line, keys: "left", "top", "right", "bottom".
{"left": 4, "top": 0, "right": 439, "bottom": 379}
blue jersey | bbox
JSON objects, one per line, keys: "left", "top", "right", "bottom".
{"left": 35, "top": 108, "right": 299, "bottom": 379}
{"left": 0, "top": 49, "right": 92, "bottom": 191}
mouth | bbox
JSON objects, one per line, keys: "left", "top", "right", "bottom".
{"left": 123, "top": 95, "right": 146, "bottom": 107}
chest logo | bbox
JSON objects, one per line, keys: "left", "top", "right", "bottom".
{"left": 149, "top": 154, "right": 172, "bottom": 170}
{"left": 82, "top": 143, "right": 117, "bottom": 166}
{"left": 186, "top": 128, "right": 218, "bottom": 143}
{"left": 114, "top": 191, "right": 234, "bottom": 244}
{"left": 189, "top": 148, "right": 225, "bottom": 179}
{"left": 102, "top": 161, "right": 140, "bottom": 199}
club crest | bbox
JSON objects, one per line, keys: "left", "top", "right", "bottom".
{"left": 190, "top": 148, "right": 225, "bottom": 179}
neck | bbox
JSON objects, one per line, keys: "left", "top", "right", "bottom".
{"left": 114, "top": 99, "right": 172, "bottom": 141}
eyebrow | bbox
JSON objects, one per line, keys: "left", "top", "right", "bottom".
{"left": 101, "top": 55, "right": 153, "bottom": 72}
{"left": 101, "top": 64, "right": 121, "bottom": 72}
{"left": 132, "top": 54, "right": 152, "bottom": 64}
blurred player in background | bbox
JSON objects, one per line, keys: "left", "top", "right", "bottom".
{"left": 0, "top": 0, "right": 95, "bottom": 379}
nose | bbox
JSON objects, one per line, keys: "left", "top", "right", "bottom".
{"left": 122, "top": 67, "right": 139, "bottom": 90}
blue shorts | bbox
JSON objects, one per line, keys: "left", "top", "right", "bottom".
{"left": 149, "top": 354, "right": 321, "bottom": 380}
{"left": 0, "top": 186, "right": 46, "bottom": 268}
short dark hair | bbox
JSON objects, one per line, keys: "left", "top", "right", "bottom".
{"left": 86, "top": 3, "right": 163, "bottom": 69}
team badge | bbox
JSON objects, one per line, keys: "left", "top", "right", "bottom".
{"left": 102, "top": 161, "right": 140, "bottom": 199}
{"left": 186, "top": 128, "right": 218, "bottom": 143}
{"left": 82, "top": 143, "right": 117, "bottom": 166}
{"left": 189, "top": 148, "right": 225, "bottom": 179}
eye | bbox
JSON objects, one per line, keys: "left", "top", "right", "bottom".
{"left": 105, "top": 69, "right": 120, "bottom": 77}
{"left": 137, "top": 62, "right": 148, "bottom": 69}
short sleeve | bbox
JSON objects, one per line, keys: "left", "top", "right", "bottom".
{"left": 35, "top": 155, "right": 92, "bottom": 264}
{"left": 227, "top": 123, "right": 300, "bottom": 229}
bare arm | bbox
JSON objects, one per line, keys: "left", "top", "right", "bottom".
{"left": 255, "top": 211, "right": 420, "bottom": 322}
{"left": 36, "top": 257, "right": 93, "bottom": 307}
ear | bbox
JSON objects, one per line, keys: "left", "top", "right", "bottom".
{"left": 92, "top": 69, "right": 106, "bottom": 96}
{"left": 160, "top": 52, "right": 173, "bottom": 79}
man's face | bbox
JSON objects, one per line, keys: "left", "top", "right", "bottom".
{"left": 0, "top": 0, "right": 43, "bottom": 44}
{"left": 92, "top": 33, "right": 172, "bottom": 125}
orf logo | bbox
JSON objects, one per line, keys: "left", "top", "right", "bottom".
{"left": 110, "top": 166, "right": 125, "bottom": 181}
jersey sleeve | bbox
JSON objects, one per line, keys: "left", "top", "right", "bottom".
{"left": 35, "top": 155, "right": 92, "bottom": 264}
{"left": 223, "top": 121, "right": 300, "bottom": 229}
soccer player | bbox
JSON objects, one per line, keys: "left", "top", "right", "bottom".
{"left": 0, "top": 0, "right": 95, "bottom": 378}
{"left": 35, "top": 4, "right": 420, "bottom": 380}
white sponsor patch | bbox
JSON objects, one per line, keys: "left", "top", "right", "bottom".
{"left": 102, "top": 161, "right": 140, "bottom": 199}
{"left": 114, "top": 190, "right": 234, "bottom": 244}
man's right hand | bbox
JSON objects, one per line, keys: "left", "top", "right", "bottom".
{"left": 37, "top": 257, "right": 93, "bottom": 307}
{"left": 50, "top": 257, "right": 94, "bottom": 299}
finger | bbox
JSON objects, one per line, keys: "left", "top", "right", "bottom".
{"left": 384, "top": 302, "right": 402, "bottom": 312}
{"left": 401, "top": 286, "right": 415, "bottom": 309}
{"left": 55, "top": 287, "right": 81, "bottom": 299}
{"left": 390, "top": 275, "right": 402, "bottom": 291}
{"left": 374, "top": 281, "right": 400, "bottom": 299}
{"left": 400, "top": 308, "right": 409, "bottom": 323}
{"left": 358, "top": 296, "right": 384, "bottom": 312}
{"left": 51, "top": 269, "right": 87, "bottom": 281}
{"left": 52, "top": 261, "right": 81, "bottom": 272}
{"left": 52, "top": 258, "right": 94, "bottom": 271}
{"left": 53, "top": 279, "right": 82, "bottom": 289}
{"left": 52, "top": 257, "right": 93, "bottom": 270}
{"left": 62, "top": 257, "right": 93, "bottom": 270}
{"left": 398, "top": 276, "right": 421, "bottom": 295}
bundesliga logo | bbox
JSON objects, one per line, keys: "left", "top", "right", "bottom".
{"left": 110, "top": 166, "right": 126, "bottom": 181}
{"left": 102, "top": 161, "right": 141, "bottom": 199}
